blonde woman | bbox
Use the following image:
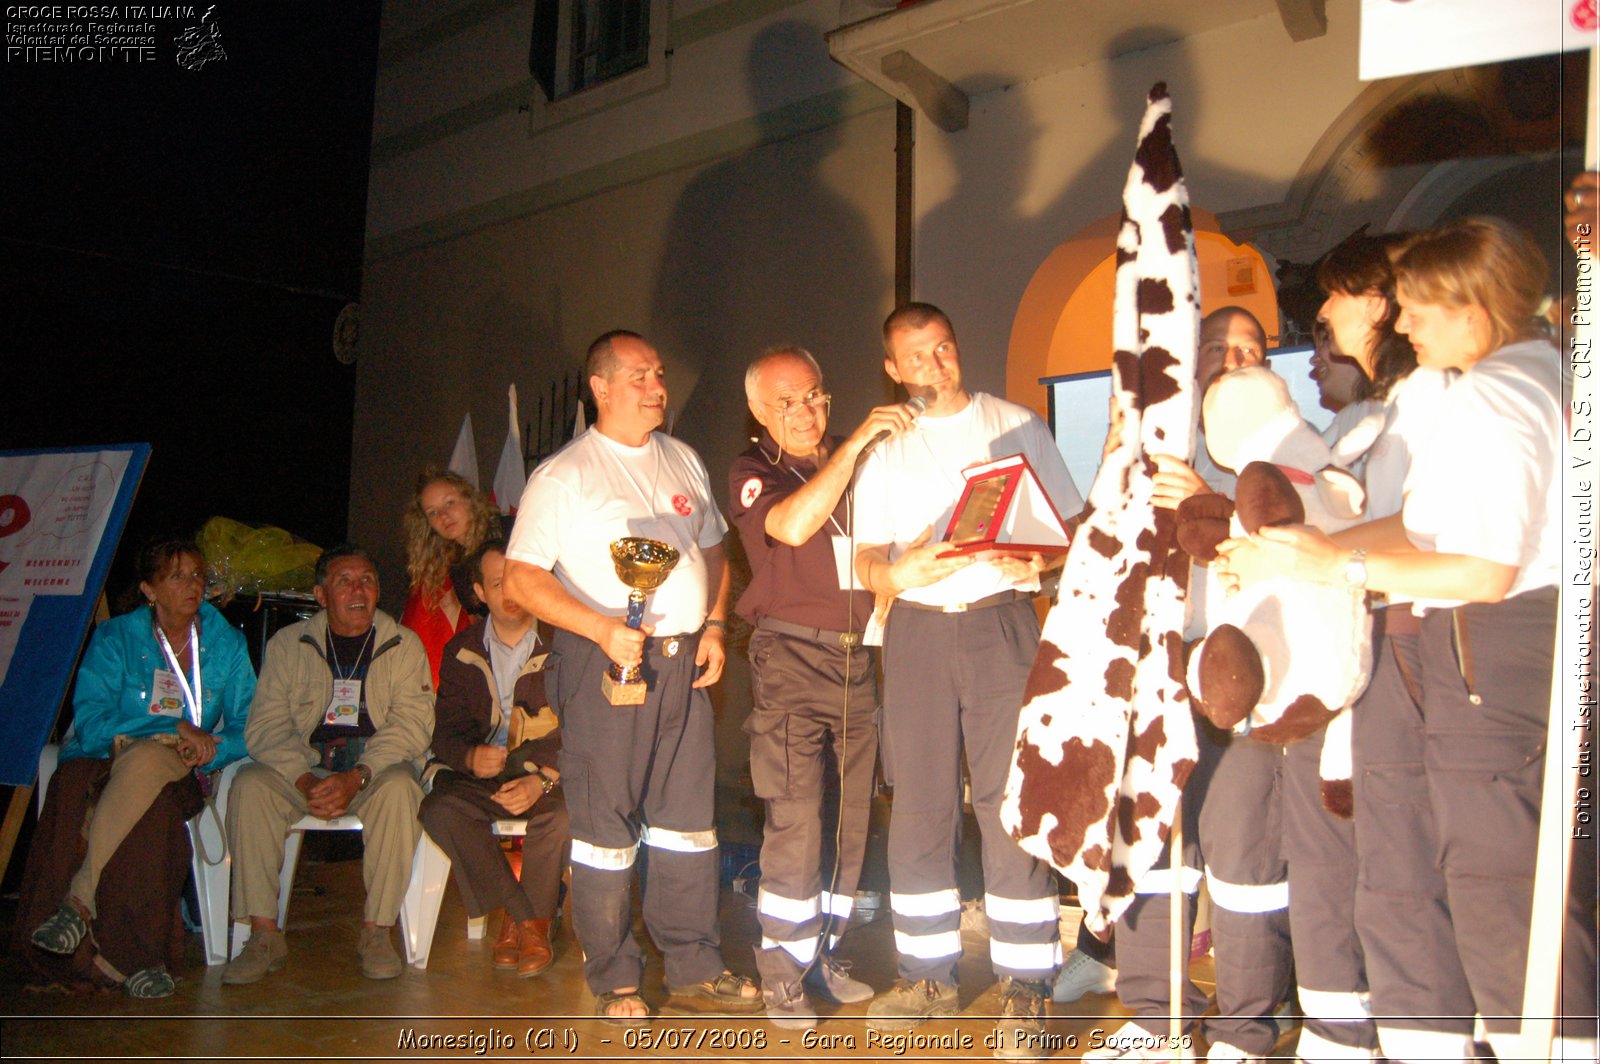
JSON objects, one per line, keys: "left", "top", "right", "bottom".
{"left": 401, "top": 467, "right": 500, "bottom": 685}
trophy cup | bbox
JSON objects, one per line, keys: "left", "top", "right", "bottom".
{"left": 601, "top": 537, "right": 680, "bottom": 705}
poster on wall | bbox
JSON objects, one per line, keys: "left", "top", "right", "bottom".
{"left": 1360, "top": 0, "right": 1595, "bottom": 80}
{"left": 0, "top": 444, "right": 150, "bottom": 787}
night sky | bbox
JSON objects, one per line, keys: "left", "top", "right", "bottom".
{"left": 3, "top": 2, "right": 383, "bottom": 601}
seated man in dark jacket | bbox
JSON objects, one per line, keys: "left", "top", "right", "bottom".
{"left": 419, "top": 539, "right": 570, "bottom": 977}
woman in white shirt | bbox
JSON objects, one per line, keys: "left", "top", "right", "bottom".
{"left": 1221, "top": 217, "right": 1590, "bottom": 1063}
{"left": 1282, "top": 231, "right": 1433, "bottom": 1064}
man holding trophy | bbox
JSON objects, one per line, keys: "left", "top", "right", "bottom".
{"left": 505, "top": 329, "right": 756, "bottom": 1024}
{"left": 853, "top": 303, "right": 1083, "bottom": 1056}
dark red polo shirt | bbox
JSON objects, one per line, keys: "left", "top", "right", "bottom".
{"left": 729, "top": 433, "right": 872, "bottom": 633}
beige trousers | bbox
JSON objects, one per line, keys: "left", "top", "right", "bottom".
{"left": 69, "top": 738, "right": 194, "bottom": 916}
{"left": 226, "top": 762, "right": 421, "bottom": 926}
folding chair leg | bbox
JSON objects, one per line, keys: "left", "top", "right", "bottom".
{"left": 400, "top": 830, "right": 451, "bottom": 970}
{"left": 188, "top": 819, "right": 231, "bottom": 966}
{"left": 277, "top": 829, "right": 304, "bottom": 933}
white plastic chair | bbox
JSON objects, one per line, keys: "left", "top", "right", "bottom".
{"left": 228, "top": 799, "right": 440, "bottom": 970}
{"left": 35, "top": 742, "right": 237, "bottom": 966}
{"left": 407, "top": 808, "right": 532, "bottom": 961}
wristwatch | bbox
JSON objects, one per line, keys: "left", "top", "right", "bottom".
{"left": 535, "top": 767, "right": 558, "bottom": 795}
{"left": 355, "top": 763, "right": 373, "bottom": 791}
{"left": 703, "top": 618, "right": 726, "bottom": 633}
{"left": 1342, "top": 549, "right": 1369, "bottom": 589}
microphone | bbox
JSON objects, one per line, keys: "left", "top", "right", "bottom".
{"left": 855, "top": 394, "right": 927, "bottom": 467}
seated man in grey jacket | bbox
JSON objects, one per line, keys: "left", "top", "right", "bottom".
{"left": 223, "top": 543, "right": 434, "bottom": 984}
{"left": 419, "top": 539, "right": 569, "bottom": 979}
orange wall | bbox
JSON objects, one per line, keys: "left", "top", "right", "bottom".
{"left": 1006, "top": 209, "right": 1279, "bottom": 418}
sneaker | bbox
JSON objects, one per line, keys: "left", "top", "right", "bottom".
{"left": 993, "top": 977, "right": 1050, "bottom": 1062}
{"left": 1052, "top": 948, "right": 1116, "bottom": 1002}
{"left": 865, "top": 978, "right": 959, "bottom": 1032}
{"left": 1205, "top": 1041, "right": 1261, "bottom": 1064}
{"left": 763, "top": 982, "right": 818, "bottom": 1031}
{"left": 1082, "top": 1022, "right": 1195, "bottom": 1062}
{"left": 223, "top": 927, "right": 287, "bottom": 985}
{"left": 359, "top": 924, "right": 403, "bottom": 980}
{"left": 31, "top": 899, "right": 91, "bottom": 956}
{"left": 805, "top": 955, "right": 874, "bottom": 1003}
{"left": 1269, "top": 998, "right": 1300, "bottom": 1039}
{"left": 124, "top": 965, "right": 177, "bottom": 999}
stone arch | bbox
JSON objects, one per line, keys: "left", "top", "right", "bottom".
{"left": 1005, "top": 207, "right": 1277, "bottom": 419}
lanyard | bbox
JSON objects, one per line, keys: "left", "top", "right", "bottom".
{"left": 777, "top": 451, "right": 849, "bottom": 539}
{"left": 155, "top": 620, "right": 203, "bottom": 728}
{"left": 329, "top": 627, "right": 375, "bottom": 681}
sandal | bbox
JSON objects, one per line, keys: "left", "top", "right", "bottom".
{"left": 595, "top": 989, "right": 652, "bottom": 1027}
{"left": 667, "top": 970, "right": 763, "bottom": 1012}
{"left": 125, "top": 966, "right": 176, "bottom": 999}
{"left": 31, "top": 899, "right": 91, "bottom": 956}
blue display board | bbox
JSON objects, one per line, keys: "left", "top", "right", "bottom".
{"left": 0, "top": 444, "right": 150, "bottom": 787}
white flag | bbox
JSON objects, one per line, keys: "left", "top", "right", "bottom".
{"left": 448, "top": 413, "right": 479, "bottom": 488}
{"left": 492, "top": 385, "right": 525, "bottom": 515}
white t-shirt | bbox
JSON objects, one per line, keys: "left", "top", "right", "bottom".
{"left": 1193, "top": 433, "right": 1236, "bottom": 496}
{"left": 854, "top": 392, "right": 1084, "bottom": 608}
{"left": 1403, "top": 340, "right": 1562, "bottom": 609}
{"left": 507, "top": 428, "right": 728, "bottom": 635}
{"left": 1363, "top": 368, "right": 1451, "bottom": 523}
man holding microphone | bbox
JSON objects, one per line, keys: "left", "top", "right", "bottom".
{"left": 729, "top": 344, "right": 920, "bottom": 1028}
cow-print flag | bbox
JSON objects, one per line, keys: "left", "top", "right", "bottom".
{"left": 1001, "top": 84, "right": 1201, "bottom": 936}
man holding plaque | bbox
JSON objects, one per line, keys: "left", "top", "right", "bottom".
{"left": 853, "top": 303, "right": 1083, "bottom": 1052}
{"left": 729, "top": 345, "right": 920, "bottom": 1028}
{"left": 504, "top": 329, "right": 756, "bottom": 1024}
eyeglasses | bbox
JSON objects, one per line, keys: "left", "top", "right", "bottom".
{"left": 766, "top": 389, "right": 831, "bottom": 421}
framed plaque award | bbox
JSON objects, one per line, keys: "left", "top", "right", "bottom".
{"left": 938, "top": 453, "right": 1071, "bottom": 560}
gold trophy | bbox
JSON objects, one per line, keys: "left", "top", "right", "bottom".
{"left": 601, "top": 537, "right": 680, "bottom": 705}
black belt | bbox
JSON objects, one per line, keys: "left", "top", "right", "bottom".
{"left": 893, "top": 588, "right": 1033, "bottom": 614}
{"left": 757, "top": 616, "right": 862, "bottom": 648}
{"left": 646, "top": 631, "right": 699, "bottom": 658}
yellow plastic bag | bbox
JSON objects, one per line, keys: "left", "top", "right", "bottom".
{"left": 199, "top": 516, "right": 322, "bottom": 597}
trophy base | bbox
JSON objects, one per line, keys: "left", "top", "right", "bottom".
{"left": 601, "top": 672, "right": 648, "bottom": 706}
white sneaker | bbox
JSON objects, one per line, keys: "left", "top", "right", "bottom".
{"left": 1205, "top": 1040, "right": 1261, "bottom": 1064}
{"left": 1052, "top": 948, "right": 1116, "bottom": 1002}
{"left": 1270, "top": 998, "right": 1300, "bottom": 1038}
{"left": 1083, "top": 1023, "right": 1195, "bottom": 1062}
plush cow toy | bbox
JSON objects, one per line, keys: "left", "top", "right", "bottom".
{"left": 1178, "top": 365, "right": 1381, "bottom": 814}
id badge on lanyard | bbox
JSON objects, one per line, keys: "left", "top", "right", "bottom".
{"left": 324, "top": 678, "right": 362, "bottom": 726}
{"left": 149, "top": 669, "right": 187, "bottom": 717}
{"left": 154, "top": 621, "right": 203, "bottom": 727}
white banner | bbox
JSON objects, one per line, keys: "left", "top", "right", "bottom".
{"left": 1360, "top": 0, "right": 1596, "bottom": 81}
{"left": 0, "top": 450, "right": 132, "bottom": 684}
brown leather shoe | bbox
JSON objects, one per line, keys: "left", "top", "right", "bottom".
{"left": 516, "top": 919, "right": 554, "bottom": 979}
{"left": 491, "top": 913, "right": 521, "bottom": 970}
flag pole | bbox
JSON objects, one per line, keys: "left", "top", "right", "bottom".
{"left": 1170, "top": 795, "right": 1184, "bottom": 1052}
{"left": 1518, "top": 40, "right": 1597, "bottom": 1063}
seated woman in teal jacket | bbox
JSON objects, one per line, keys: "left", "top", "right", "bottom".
{"left": 14, "top": 536, "right": 255, "bottom": 998}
